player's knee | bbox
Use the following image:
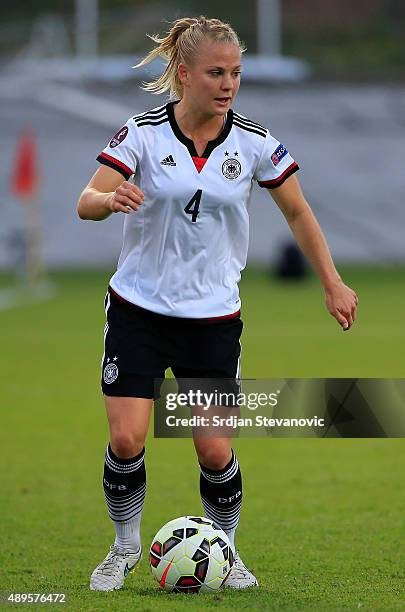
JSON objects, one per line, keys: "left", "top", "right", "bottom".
{"left": 197, "top": 446, "right": 232, "bottom": 471}
{"left": 110, "top": 432, "right": 145, "bottom": 459}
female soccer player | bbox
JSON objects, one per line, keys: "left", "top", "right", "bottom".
{"left": 77, "top": 16, "right": 358, "bottom": 592}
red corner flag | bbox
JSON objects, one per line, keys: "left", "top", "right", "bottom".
{"left": 11, "top": 128, "right": 39, "bottom": 201}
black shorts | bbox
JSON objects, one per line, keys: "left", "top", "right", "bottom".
{"left": 101, "top": 288, "right": 243, "bottom": 399}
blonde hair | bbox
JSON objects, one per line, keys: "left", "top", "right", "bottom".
{"left": 134, "top": 16, "right": 245, "bottom": 100}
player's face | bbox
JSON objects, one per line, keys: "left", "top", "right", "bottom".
{"left": 180, "top": 40, "right": 241, "bottom": 116}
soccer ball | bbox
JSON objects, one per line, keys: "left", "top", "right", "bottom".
{"left": 149, "top": 516, "right": 234, "bottom": 593}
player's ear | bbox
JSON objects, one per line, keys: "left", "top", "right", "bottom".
{"left": 177, "top": 63, "right": 189, "bottom": 86}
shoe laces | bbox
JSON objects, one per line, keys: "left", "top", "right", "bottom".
{"left": 96, "top": 545, "right": 128, "bottom": 576}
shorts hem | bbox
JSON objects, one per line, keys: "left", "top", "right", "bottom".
{"left": 102, "top": 390, "right": 155, "bottom": 400}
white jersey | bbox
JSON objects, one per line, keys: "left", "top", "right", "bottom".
{"left": 97, "top": 102, "right": 299, "bottom": 318}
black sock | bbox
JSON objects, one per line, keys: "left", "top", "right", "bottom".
{"left": 199, "top": 449, "right": 242, "bottom": 549}
{"left": 103, "top": 443, "right": 146, "bottom": 523}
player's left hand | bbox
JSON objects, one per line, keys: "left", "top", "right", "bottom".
{"left": 324, "top": 281, "right": 358, "bottom": 331}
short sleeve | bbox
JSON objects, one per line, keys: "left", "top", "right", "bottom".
{"left": 254, "top": 131, "right": 299, "bottom": 189}
{"left": 96, "top": 118, "right": 140, "bottom": 180}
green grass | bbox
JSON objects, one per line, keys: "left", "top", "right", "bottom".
{"left": 1, "top": 267, "right": 405, "bottom": 610}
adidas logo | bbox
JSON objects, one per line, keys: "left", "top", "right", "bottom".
{"left": 160, "top": 155, "right": 176, "bottom": 166}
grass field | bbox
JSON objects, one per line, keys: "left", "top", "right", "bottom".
{"left": 1, "top": 267, "right": 405, "bottom": 611}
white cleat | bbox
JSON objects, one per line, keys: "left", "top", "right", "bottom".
{"left": 90, "top": 544, "right": 142, "bottom": 591}
{"left": 224, "top": 550, "right": 258, "bottom": 589}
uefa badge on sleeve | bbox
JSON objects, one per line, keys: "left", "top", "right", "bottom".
{"left": 109, "top": 126, "right": 128, "bottom": 148}
{"left": 271, "top": 144, "right": 288, "bottom": 167}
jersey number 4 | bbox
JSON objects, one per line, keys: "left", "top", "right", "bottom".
{"left": 184, "top": 189, "right": 202, "bottom": 223}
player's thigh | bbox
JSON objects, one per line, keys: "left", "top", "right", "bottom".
{"left": 102, "top": 290, "right": 169, "bottom": 397}
{"left": 173, "top": 318, "right": 241, "bottom": 470}
{"left": 105, "top": 395, "right": 153, "bottom": 458}
{"left": 173, "top": 317, "right": 243, "bottom": 375}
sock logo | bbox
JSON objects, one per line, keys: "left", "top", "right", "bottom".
{"left": 103, "top": 478, "right": 127, "bottom": 491}
{"left": 218, "top": 490, "right": 242, "bottom": 503}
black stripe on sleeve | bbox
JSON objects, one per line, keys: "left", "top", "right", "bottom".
{"left": 233, "top": 120, "right": 267, "bottom": 138}
{"left": 135, "top": 117, "right": 169, "bottom": 128}
{"left": 133, "top": 105, "right": 167, "bottom": 120}
{"left": 233, "top": 113, "right": 267, "bottom": 132}
{"left": 96, "top": 153, "right": 132, "bottom": 180}
{"left": 134, "top": 111, "right": 167, "bottom": 123}
{"left": 258, "top": 162, "right": 300, "bottom": 189}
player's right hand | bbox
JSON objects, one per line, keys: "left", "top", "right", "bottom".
{"left": 107, "top": 181, "right": 145, "bottom": 214}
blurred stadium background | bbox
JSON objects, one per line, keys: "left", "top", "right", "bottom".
{"left": 1, "top": 0, "right": 405, "bottom": 274}
{"left": 1, "top": 2, "right": 405, "bottom": 609}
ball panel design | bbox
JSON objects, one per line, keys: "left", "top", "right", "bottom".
{"left": 187, "top": 517, "right": 212, "bottom": 525}
{"left": 173, "top": 585, "right": 202, "bottom": 594}
{"left": 200, "top": 538, "right": 210, "bottom": 553}
{"left": 192, "top": 548, "right": 207, "bottom": 562}
{"left": 186, "top": 527, "right": 199, "bottom": 538}
{"left": 176, "top": 576, "right": 200, "bottom": 587}
{"left": 195, "top": 558, "right": 209, "bottom": 582}
{"left": 162, "top": 536, "right": 182, "bottom": 555}
{"left": 151, "top": 541, "right": 162, "bottom": 556}
{"left": 150, "top": 552, "right": 160, "bottom": 568}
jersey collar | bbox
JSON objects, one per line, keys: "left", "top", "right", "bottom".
{"left": 166, "top": 101, "right": 233, "bottom": 160}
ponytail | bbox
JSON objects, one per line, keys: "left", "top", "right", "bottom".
{"left": 134, "top": 16, "right": 245, "bottom": 99}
